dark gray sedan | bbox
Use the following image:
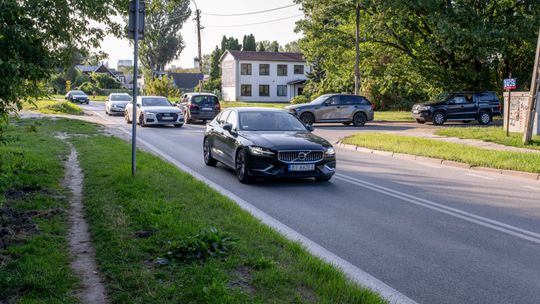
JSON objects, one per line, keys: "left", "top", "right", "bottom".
{"left": 285, "top": 94, "right": 374, "bottom": 126}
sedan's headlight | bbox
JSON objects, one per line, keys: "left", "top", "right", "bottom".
{"left": 418, "top": 105, "right": 431, "bottom": 111}
{"left": 248, "top": 146, "right": 275, "bottom": 156}
{"left": 325, "top": 147, "right": 335, "bottom": 156}
{"left": 144, "top": 111, "right": 156, "bottom": 115}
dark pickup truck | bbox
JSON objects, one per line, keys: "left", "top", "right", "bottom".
{"left": 412, "top": 91, "right": 501, "bottom": 125}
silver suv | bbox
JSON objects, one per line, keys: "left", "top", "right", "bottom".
{"left": 285, "top": 94, "right": 374, "bottom": 126}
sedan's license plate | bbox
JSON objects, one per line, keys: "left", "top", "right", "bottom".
{"left": 413, "top": 110, "right": 419, "bottom": 114}
{"left": 161, "top": 116, "right": 174, "bottom": 120}
{"left": 202, "top": 107, "right": 213, "bottom": 111}
{"left": 288, "top": 164, "right": 315, "bottom": 171}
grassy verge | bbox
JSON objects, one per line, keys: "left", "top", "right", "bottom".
{"left": 342, "top": 133, "right": 540, "bottom": 173}
{"left": 435, "top": 127, "right": 540, "bottom": 151}
{"left": 23, "top": 100, "right": 84, "bottom": 115}
{"left": 374, "top": 111, "right": 413, "bottom": 122}
{"left": 0, "top": 119, "right": 97, "bottom": 303}
{"left": 0, "top": 118, "right": 383, "bottom": 302}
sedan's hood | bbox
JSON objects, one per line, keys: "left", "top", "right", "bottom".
{"left": 240, "top": 131, "right": 331, "bottom": 150}
{"left": 141, "top": 106, "right": 180, "bottom": 113}
{"left": 284, "top": 103, "right": 313, "bottom": 111}
{"left": 73, "top": 95, "right": 88, "bottom": 98}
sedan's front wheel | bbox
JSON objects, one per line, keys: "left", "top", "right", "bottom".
{"left": 125, "top": 111, "right": 132, "bottom": 124}
{"left": 203, "top": 138, "right": 217, "bottom": 167}
{"left": 235, "top": 149, "right": 253, "bottom": 183}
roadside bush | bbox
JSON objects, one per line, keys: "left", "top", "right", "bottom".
{"left": 145, "top": 76, "right": 180, "bottom": 98}
{"left": 78, "top": 82, "right": 102, "bottom": 95}
{"left": 90, "top": 73, "right": 123, "bottom": 90}
{"left": 291, "top": 95, "right": 309, "bottom": 104}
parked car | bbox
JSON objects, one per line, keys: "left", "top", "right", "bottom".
{"left": 203, "top": 107, "right": 336, "bottom": 183}
{"left": 412, "top": 91, "right": 501, "bottom": 125}
{"left": 124, "top": 96, "right": 184, "bottom": 128}
{"left": 178, "top": 92, "right": 221, "bottom": 123}
{"left": 65, "top": 90, "right": 89, "bottom": 104}
{"left": 285, "top": 94, "right": 374, "bottom": 127}
{"left": 105, "top": 93, "right": 132, "bottom": 116}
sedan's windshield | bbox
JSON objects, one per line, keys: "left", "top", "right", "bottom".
{"left": 71, "top": 91, "right": 85, "bottom": 95}
{"left": 110, "top": 94, "right": 131, "bottom": 101}
{"left": 239, "top": 111, "right": 307, "bottom": 131}
{"left": 142, "top": 97, "right": 171, "bottom": 107}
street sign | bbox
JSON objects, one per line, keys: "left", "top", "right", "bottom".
{"left": 503, "top": 78, "right": 517, "bottom": 90}
{"left": 128, "top": 1, "right": 145, "bottom": 40}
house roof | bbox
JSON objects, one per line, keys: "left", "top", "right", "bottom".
{"left": 75, "top": 65, "right": 99, "bottom": 73}
{"left": 168, "top": 72, "right": 204, "bottom": 89}
{"left": 221, "top": 50, "right": 305, "bottom": 63}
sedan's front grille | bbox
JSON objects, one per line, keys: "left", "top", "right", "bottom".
{"left": 156, "top": 113, "right": 178, "bottom": 122}
{"left": 278, "top": 150, "right": 324, "bottom": 163}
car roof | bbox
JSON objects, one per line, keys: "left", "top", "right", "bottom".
{"left": 188, "top": 92, "right": 218, "bottom": 97}
{"left": 226, "top": 107, "right": 286, "bottom": 113}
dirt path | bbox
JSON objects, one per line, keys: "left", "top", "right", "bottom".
{"left": 59, "top": 134, "right": 108, "bottom": 304}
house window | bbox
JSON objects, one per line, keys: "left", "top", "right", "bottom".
{"left": 294, "top": 65, "right": 304, "bottom": 75}
{"left": 259, "top": 85, "right": 270, "bottom": 97}
{"left": 259, "top": 64, "right": 270, "bottom": 76}
{"left": 277, "top": 64, "right": 288, "bottom": 76}
{"left": 277, "top": 85, "right": 287, "bottom": 97}
{"left": 241, "top": 63, "right": 252, "bottom": 75}
{"left": 241, "top": 84, "right": 252, "bottom": 96}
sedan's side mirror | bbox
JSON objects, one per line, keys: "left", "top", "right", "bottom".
{"left": 223, "top": 123, "right": 233, "bottom": 132}
{"left": 136, "top": 104, "right": 141, "bottom": 107}
{"left": 306, "top": 125, "right": 314, "bottom": 132}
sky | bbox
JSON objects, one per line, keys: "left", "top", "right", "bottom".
{"left": 98, "top": 0, "right": 303, "bottom": 69}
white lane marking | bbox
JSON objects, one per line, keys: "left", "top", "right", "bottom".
{"left": 464, "top": 173, "right": 496, "bottom": 180}
{"left": 334, "top": 173, "right": 540, "bottom": 245}
{"left": 114, "top": 130, "right": 416, "bottom": 304}
{"left": 522, "top": 185, "right": 540, "bottom": 191}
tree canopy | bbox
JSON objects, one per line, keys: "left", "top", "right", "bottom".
{"left": 139, "top": 0, "right": 191, "bottom": 71}
{"left": 0, "top": 0, "right": 124, "bottom": 121}
{"left": 295, "top": 0, "right": 540, "bottom": 109}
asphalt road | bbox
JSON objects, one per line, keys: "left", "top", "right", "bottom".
{"left": 84, "top": 102, "right": 540, "bottom": 304}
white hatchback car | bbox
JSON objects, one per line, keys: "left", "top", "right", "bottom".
{"left": 125, "top": 96, "right": 184, "bottom": 128}
{"left": 105, "top": 93, "right": 132, "bottom": 115}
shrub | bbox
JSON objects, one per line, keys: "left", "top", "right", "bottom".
{"left": 290, "top": 95, "right": 309, "bottom": 104}
{"left": 144, "top": 76, "right": 180, "bottom": 98}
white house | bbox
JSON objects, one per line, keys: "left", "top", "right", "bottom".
{"left": 220, "top": 50, "right": 310, "bottom": 102}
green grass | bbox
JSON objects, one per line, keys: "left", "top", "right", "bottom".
{"left": 0, "top": 118, "right": 384, "bottom": 303}
{"left": 0, "top": 118, "right": 97, "bottom": 303}
{"left": 374, "top": 111, "right": 414, "bottom": 122}
{"left": 342, "top": 133, "right": 540, "bottom": 173}
{"left": 435, "top": 127, "right": 540, "bottom": 151}
{"left": 23, "top": 100, "right": 84, "bottom": 115}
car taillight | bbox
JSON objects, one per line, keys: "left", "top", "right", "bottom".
{"left": 190, "top": 104, "right": 199, "bottom": 111}
{"left": 215, "top": 104, "right": 221, "bottom": 111}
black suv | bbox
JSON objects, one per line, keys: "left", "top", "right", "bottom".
{"left": 178, "top": 93, "right": 221, "bottom": 123}
{"left": 412, "top": 92, "right": 501, "bottom": 125}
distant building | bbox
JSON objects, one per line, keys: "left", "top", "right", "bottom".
{"left": 75, "top": 63, "right": 132, "bottom": 89}
{"left": 117, "top": 59, "right": 133, "bottom": 68}
{"left": 220, "top": 50, "right": 309, "bottom": 102}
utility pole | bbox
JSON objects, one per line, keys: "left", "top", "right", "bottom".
{"left": 523, "top": 28, "right": 540, "bottom": 144}
{"left": 354, "top": 0, "right": 360, "bottom": 95}
{"left": 193, "top": 1, "right": 203, "bottom": 93}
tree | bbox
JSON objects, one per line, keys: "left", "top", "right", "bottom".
{"left": 295, "top": 0, "right": 540, "bottom": 108}
{"left": 257, "top": 40, "right": 280, "bottom": 52}
{"left": 0, "top": 0, "right": 124, "bottom": 121}
{"left": 139, "top": 0, "right": 191, "bottom": 71}
{"left": 242, "top": 34, "right": 257, "bottom": 51}
{"left": 210, "top": 46, "right": 222, "bottom": 80}
{"left": 90, "top": 73, "right": 123, "bottom": 90}
{"left": 144, "top": 76, "right": 180, "bottom": 98}
{"left": 220, "top": 35, "right": 242, "bottom": 51}
{"left": 280, "top": 40, "right": 301, "bottom": 53}
{"left": 257, "top": 41, "right": 267, "bottom": 52}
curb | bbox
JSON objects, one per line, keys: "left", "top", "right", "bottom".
{"left": 337, "top": 142, "right": 540, "bottom": 182}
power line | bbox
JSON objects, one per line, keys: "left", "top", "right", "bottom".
{"left": 203, "top": 3, "right": 298, "bottom": 17}
{"left": 205, "top": 14, "right": 303, "bottom": 28}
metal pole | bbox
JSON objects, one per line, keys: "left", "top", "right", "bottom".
{"left": 354, "top": 0, "right": 360, "bottom": 95}
{"left": 195, "top": 7, "right": 203, "bottom": 92}
{"left": 505, "top": 73, "right": 511, "bottom": 137}
{"left": 523, "top": 28, "right": 540, "bottom": 144}
{"left": 131, "top": 0, "right": 140, "bottom": 176}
